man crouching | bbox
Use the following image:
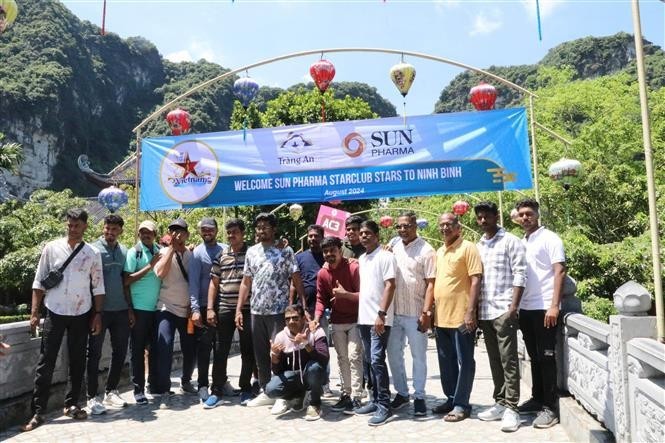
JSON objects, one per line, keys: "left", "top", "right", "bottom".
{"left": 266, "top": 304, "right": 329, "bottom": 421}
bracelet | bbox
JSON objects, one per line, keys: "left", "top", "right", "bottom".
{"left": 95, "top": 311, "right": 102, "bottom": 315}
{"left": 207, "top": 308, "right": 215, "bottom": 312}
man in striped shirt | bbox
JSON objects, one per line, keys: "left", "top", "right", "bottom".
{"left": 474, "top": 201, "right": 526, "bottom": 432}
{"left": 206, "top": 218, "right": 255, "bottom": 407}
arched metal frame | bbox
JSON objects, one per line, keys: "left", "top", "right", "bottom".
{"left": 131, "top": 47, "right": 544, "bottom": 233}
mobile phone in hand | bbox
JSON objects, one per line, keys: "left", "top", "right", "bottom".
{"left": 457, "top": 323, "right": 471, "bottom": 335}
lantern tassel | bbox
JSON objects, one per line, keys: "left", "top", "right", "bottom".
{"left": 321, "top": 100, "right": 326, "bottom": 123}
{"left": 402, "top": 101, "right": 407, "bottom": 127}
{"left": 535, "top": 0, "right": 543, "bottom": 41}
{"left": 243, "top": 113, "right": 248, "bottom": 142}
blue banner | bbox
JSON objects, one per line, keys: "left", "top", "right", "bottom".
{"left": 140, "top": 109, "right": 532, "bottom": 210}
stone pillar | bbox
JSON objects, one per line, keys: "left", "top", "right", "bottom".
{"left": 557, "top": 276, "right": 582, "bottom": 391}
{"left": 608, "top": 281, "right": 656, "bottom": 443}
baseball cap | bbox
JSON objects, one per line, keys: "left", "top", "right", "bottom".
{"left": 138, "top": 220, "right": 157, "bottom": 233}
{"left": 199, "top": 217, "right": 217, "bottom": 229}
{"left": 168, "top": 218, "right": 189, "bottom": 231}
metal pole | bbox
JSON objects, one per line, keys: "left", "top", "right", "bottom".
{"left": 133, "top": 129, "right": 142, "bottom": 235}
{"left": 498, "top": 191, "right": 504, "bottom": 226}
{"left": 528, "top": 95, "right": 540, "bottom": 202}
{"left": 631, "top": 0, "right": 664, "bottom": 342}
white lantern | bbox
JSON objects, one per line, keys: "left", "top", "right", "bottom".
{"left": 548, "top": 158, "right": 583, "bottom": 190}
{"left": 289, "top": 203, "right": 303, "bottom": 221}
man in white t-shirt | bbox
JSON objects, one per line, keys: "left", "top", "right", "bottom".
{"left": 354, "top": 220, "right": 396, "bottom": 427}
{"left": 515, "top": 199, "right": 566, "bottom": 429}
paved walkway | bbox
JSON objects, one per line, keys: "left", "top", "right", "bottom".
{"left": 2, "top": 338, "right": 572, "bottom": 442}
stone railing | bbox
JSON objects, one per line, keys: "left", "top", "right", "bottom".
{"left": 560, "top": 281, "right": 664, "bottom": 443}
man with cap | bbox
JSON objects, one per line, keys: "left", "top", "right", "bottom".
{"left": 152, "top": 218, "right": 196, "bottom": 406}
{"left": 123, "top": 219, "right": 162, "bottom": 406}
{"left": 188, "top": 217, "right": 226, "bottom": 402}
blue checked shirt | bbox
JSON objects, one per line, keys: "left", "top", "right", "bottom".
{"left": 477, "top": 228, "right": 527, "bottom": 321}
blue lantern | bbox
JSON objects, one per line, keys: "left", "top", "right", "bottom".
{"left": 416, "top": 218, "right": 428, "bottom": 229}
{"left": 233, "top": 77, "right": 259, "bottom": 108}
{"left": 98, "top": 185, "right": 128, "bottom": 213}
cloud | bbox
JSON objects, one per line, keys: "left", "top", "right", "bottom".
{"left": 521, "top": 0, "right": 563, "bottom": 19}
{"left": 165, "top": 40, "right": 218, "bottom": 64}
{"left": 434, "top": 0, "right": 461, "bottom": 15}
{"left": 469, "top": 10, "right": 503, "bottom": 37}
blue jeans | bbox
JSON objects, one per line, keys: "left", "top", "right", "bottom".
{"left": 130, "top": 309, "right": 156, "bottom": 395}
{"left": 358, "top": 324, "right": 391, "bottom": 414}
{"left": 387, "top": 315, "right": 428, "bottom": 400}
{"left": 265, "top": 361, "right": 326, "bottom": 406}
{"left": 87, "top": 310, "right": 130, "bottom": 398}
{"left": 435, "top": 326, "right": 475, "bottom": 412}
{"left": 153, "top": 310, "right": 196, "bottom": 394}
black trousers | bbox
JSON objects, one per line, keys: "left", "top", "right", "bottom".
{"left": 31, "top": 309, "right": 90, "bottom": 415}
{"left": 194, "top": 306, "right": 216, "bottom": 388}
{"left": 212, "top": 309, "right": 255, "bottom": 394}
{"left": 86, "top": 310, "right": 130, "bottom": 399}
{"left": 519, "top": 309, "right": 558, "bottom": 410}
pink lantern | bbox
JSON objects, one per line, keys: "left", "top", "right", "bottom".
{"left": 166, "top": 108, "right": 191, "bottom": 136}
{"left": 379, "top": 215, "right": 394, "bottom": 228}
{"left": 452, "top": 200, "right": 470, "bottom": 216}
{"left": 469, "top": 82, "right": 497, "bottom": 111}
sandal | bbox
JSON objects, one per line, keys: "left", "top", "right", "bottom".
{"left": 443, "top": 409, "right": 470, "bottom": 422}
{"left": 21, "top": 414, "right": 44, "bottom": 432}
{"left": 63, "top": 405, "right": 88, "bottom": 420}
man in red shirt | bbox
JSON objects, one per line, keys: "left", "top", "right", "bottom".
{"left": 311, "top": 236, "right": 361, "bottom": 414}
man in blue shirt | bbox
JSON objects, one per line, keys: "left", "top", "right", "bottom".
{"left": 86, "top": 215, "right": 131, "bottom": 415}
{"left": 189, "top": 217, "right": 226, "bottom": 401}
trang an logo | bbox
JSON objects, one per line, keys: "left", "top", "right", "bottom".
{"left": 278, "top": 132, "right": 314, "bottom": 166}
{"left": 160, "top": 140, "right": 219, "bottom": 204}
{"left": 343, "top": 129, "right": 415, "bottom": 158}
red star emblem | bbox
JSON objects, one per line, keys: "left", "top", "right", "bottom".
{"left": 173, "top": 152, "right": 199, "bottom": 178}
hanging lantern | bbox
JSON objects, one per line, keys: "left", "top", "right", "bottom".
{"left": 510, "top": 208, "right": 522, "bottom": 225}
{"left": 416, "top": 218, "right": 428, "bottom": 229}
{"left": 548, "top": 158, "right": 583, "bottom": 190}
{"left": 0, "top": 0, "right": 18, "bottom": 34}
{"left": 389, "top": 62, "right": 416, "bottom": 98}
{"left": 452, "top": 200, "right": 470, "bottom": 216}
{"left": 98, "top": 185, "right": 128, "bottom": 213}
{"left": 310, "top": 59, "right": 336, "bottom": 93}
{"left": 289, "top": 203, "right": 303, "bottom": 221}
{"left": 380, "top": 215, "right": 394, "bottom": 228}
{"left": 469, "top": 82, "right": 497, "bottom": 111}
{"left": 233, "top": 77, "right": 259, "bottom": 108}
{"left": 166, "top": 108, "right": 191, "bottom": 136}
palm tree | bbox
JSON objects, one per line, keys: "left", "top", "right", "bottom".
{"left": 0, "top": 132, "right": 23, "bottom": 174}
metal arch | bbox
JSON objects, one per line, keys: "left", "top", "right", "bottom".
{"left": 132, "top": 47, "right": 538, "bottom": 133}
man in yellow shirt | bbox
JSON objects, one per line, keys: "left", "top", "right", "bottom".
{"left": 432, "top": 213, "right": 482, "bottom": 422}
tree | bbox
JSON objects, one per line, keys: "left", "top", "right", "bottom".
{"left": 0, "top": 133, "right": 23, "bottom": 174}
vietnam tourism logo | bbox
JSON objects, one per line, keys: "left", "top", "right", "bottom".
{"left": 160, "top": 140, "right": 219, "bottom": 204}
{"left": 342, "top": 132, "right": 365, "bottom": 158}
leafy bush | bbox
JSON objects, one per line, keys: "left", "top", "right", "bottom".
{"left": 582, "top": 296, "right": 617, "bottom": 323}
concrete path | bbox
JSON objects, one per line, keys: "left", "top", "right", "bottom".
{"left": 1, "top": 338, "right": 572, "bottom": 442}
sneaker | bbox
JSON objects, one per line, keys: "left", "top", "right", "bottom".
{"left": 533, "top": 407, "right": 559, "bottom": 429}
{"left": 158, "top": 391, "right": 173, "bottom": 410}
{"left": 390, "top": 393, "right": 410, "bottom": 410}
{"left": 344, "top": 398, "right": 362, "bottom": 415}
{"left": 198, "top": 387, "right": 210, "bottom": 402}
{"left": 180, "top": 381, "right": 197, "bottom": 395}
{"left": 305, "top": 405, "right": 322, "bottom": 421}
{"left": 354, "top": 402, "right": 378, "bottom": 416}
{"left": 87, "top": 396, "right": 107, "bottom": 415}
{"left": 240, "top": 391, "right": 254, "bottom": 406}
{"left": 290, "top": 395, "right": 306, "bottom": 412}
{"left": 203, "top": 394, "right": 224, "bottom": 409}
{"left": 270, "top": 398, "right": 290, "bottom": 415}
{"left": 134, "top": 393, "right": 149, "bottom": 406}
{"left": 414, "top": 398, "right": 427, "bottom": 416}
{"left": 104, "top": 390, "right": 128, "bottom": 408}
{"left": 331, "top": 394, "right": 352, "bottom": 412}
{"left": 247, "top": 392, "right": 275, "bottom": 407}
{"left": 478, "top": 403, "right": 506, "bottom": 421}
{"left": 518, "top": 397, "right": 542, "bottom": 414}
{"left": 251, "top": 380, "right": 261, "bottom": 396}
{"left": 368, "top": 409, "right": 392, "bottom": 426}
{"left": 322, "top": 384, "right": 335, "bottom": 398}
{"left": 432, "top": 401, "right": 454, "bottom": 415}
{"left": 222, "top": 381, "right": 237, "bottom": 397}
{"left": 501, "top": 408, "right": 521, "bottom": 432}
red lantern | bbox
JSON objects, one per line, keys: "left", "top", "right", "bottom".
{"left": 166, "top": 108, "right": 191, "bottom": 135}
{"left": 380, "top": 215, "right": 394, "bottom": 228}
{"left": 452, "top": 200, "right": 470, "bottom": 216}
{"left": 310, "top": 59, "right": 336, "bottom": 93}
{"left": 469, "top": 82, "right": 497, "bottom": 111}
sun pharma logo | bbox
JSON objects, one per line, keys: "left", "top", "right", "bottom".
{"left": 342, "top": 132, "right": 365, "bottom": 157}
{"left": 160, "top": 140, "right": 219, "bottom": 204}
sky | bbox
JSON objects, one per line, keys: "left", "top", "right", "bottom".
{"left": 62, "top": 0, "right": 664, "bottom": 116}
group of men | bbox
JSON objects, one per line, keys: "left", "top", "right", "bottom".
{"left": 21, "top": 197, "right": 566, "bottom": 433}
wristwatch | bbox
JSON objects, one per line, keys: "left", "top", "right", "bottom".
{"left": 377, "top": 310, "right": 387, "bottom": 318}
{"left": 422, "top": 310, "right": 432, "bottom": 317}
